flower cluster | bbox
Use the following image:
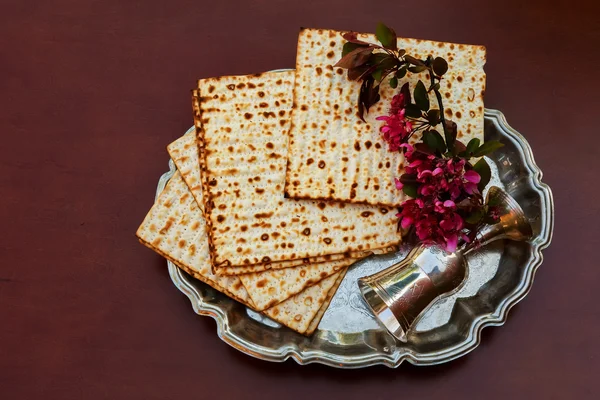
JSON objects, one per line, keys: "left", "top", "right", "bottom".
{"left": 376, "top": 93, "right": 412, "bottom": 151}
{"left": 375, "top": 90, "right": 502, "bottom": 252}
{"left": 337, "top": 23, "right": 504, "bottom": 252}
{"left": 394, "top": 143, "right": 481, "bottom": 251}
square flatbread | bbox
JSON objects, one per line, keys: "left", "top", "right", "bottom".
{"left": 166, "top": 132, "right": 358, "bottom": 310}
{"left": 167, "top": 131, "right": 362, "bottom": 276}
{"left": 285, "top": 28, "right": 486, "bottom": 207}
{"left": 136, "top": 170, "right": 347, "bottom": 334}
{"left": 193, "top": 71, "right": 401, "bottom": 269}
{"left": 264, "top": 268, "right": 346, "bottom": 335}
{"left": 136, "top": 170, "right": 250, "bottom": 304}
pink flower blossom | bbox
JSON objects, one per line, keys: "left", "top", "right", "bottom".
{"left": 376, "top": 93, "right": 412, "bottom": 151}
{"left": 394, "top": 178, "right": 403, "bottom": 190}
{"left": 464, "top": 170, "right": 481, "bottom": 183}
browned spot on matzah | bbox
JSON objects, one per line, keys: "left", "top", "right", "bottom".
{"left": 256, "top": 279, "right": 267, "bottom": 288}
{"left": 159, "top": 218, "right": 174, "bottom": 234}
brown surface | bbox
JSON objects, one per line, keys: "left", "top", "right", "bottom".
{"left": 1, "top": 0, "right": 598, "bottom": 398}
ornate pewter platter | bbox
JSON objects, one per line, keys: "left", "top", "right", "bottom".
{"left": 157, "top": 109, "right": 553, "bottom": 368}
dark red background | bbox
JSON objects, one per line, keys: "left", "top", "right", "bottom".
{"left": 2, "top": 0, "right": 598, "bottom": 398}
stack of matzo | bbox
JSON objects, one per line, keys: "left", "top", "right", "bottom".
{"left": 192, "top": 71, "right": 400, "bottom": 275}
{"left": 137, "top": 27, "right": 485, "bottom": 336}
{"left": 166, "top": 131, "right": 355, "bottom": 310}
{"left": 137, "top": 71, "right": 401, "bottom": 335}
{"left": 137, "top": 169, "right": 348, "bottom": 334}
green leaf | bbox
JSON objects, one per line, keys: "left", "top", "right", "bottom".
{"left": 389, "top": 76, "right": 398, "bottom": 88}
{"left": 473, "top": 158, "right": 491, "bottom": 192}
{"left": 402, "top": 184, "right": 418, "bottom": 198}
{"left": 465, "top": 207, "right": 485, "bottom": 224}
{"left": 414, "top": 80, "right": 430, "bottom": 111}
{"left": 372, "top": 68, "right": 383, "bottom": 82}
{"left": 376, "top": 55, "right": 399, "bottom": 71}
{"left": 422, "top": 130, "right": 446, "bottom": 154}
{"left": 405, "top": 103, "right": 422, "bottom": 118}
{"left": 473, "top": 140, "right": 505, "bottom": 157}
{"left": 432, "top": 57, "right": 449, "bottom": 76}
{"left": 426, "top": 109, "right": 440, "bottom": 125}
{"left": 370, "top": 53, "right": 390, "bottom": 64}
{"left": 466, "top": 138, "right": 480, "bottom": 157}
{"left": 395, "top": 66, "right": 407, "bottom": 79}
{"left": 429, "top": 83, "right": 440, "bottom": 92}
{"left": 342, "top": 42, "right": 368, "bottom": 57}
{"left": 408, "top": 65, "right": 427, "bottom": 73}
{"left": 375, "top": 23, "right": 397, "bottom": 50}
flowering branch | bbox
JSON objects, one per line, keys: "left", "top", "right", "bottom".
{"left": 336, "top": 23, "right": 506, "bottom": 252}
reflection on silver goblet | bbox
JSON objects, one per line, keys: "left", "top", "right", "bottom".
{"left": 358, "top": 186, "right": 533, "bottom": 342}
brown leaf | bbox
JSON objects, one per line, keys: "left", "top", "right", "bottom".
{"left": 400, "top": 82, "right": 411, "bottom": 103}
{"left": 334, "top": 46, "right": 374, "bottom": 69}
{"left": 356, "top": 64, "right": 380, "bottom": 81}
{"left": 348, "top": 65, "right": 369, "bottom": 81}
{"left": 444, "top": 119, "right": 458, "bottom": 154}
{"left": 414, "top": 143, "right": 434, "bottom": 155}
{"left": 358, "top": 78, "right": 381, "bottom": 121}
{"left": 453, "top": 139, "right": 467, "bottom": 154}
{"left": 342, "top": 31, "right": 372, "bottom": 46}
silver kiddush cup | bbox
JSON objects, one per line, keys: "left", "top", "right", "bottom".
{"left": 358, "top": 186, "right": 534, "bottom": 342}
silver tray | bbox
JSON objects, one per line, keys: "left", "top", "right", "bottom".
{"left": 156, "top": 109, "right": 553, "bottom": 368}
